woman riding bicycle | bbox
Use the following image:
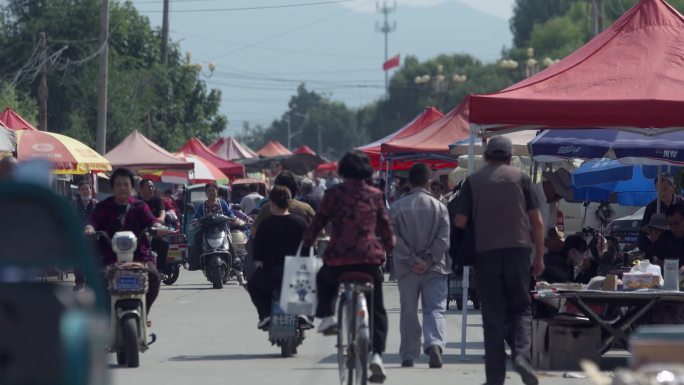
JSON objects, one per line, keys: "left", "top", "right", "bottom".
{"left": 303, "top": 150, "right": 395, "bottom": 384}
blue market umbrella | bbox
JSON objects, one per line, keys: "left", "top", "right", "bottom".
{"left": 572, "top": 159, "right": 656, "bottom": 206}
{"left": 529, "top": 128, "right": 684, "bottom": 165}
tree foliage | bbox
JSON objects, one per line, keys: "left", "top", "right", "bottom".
{"left": 0, "top": 0, "right": 226, "bottom": 152}
{"left": 239, "top": 55, "right": 517, "bottom": 159}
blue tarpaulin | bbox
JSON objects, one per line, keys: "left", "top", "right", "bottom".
{"left": 572, "top": 159, "right": 656, "bottom": 206}
{"left": 528, "top": 128, "right": 684, "bottom": 165}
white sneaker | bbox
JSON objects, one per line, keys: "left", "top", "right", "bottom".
{"left": 369, "top": 353, "right": 386, "bottom": 383}
{"left": 317, "top": 316, "right": 337, "bottom": 335}
{"left": 257, "top": 317, "right": 271, "bottom": 330}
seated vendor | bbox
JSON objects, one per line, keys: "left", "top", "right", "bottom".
{"left": 647, "top": 212, "right": 682, "bottom": 267}
{"left": 541, "top": 233, "right": 588, "bottom": 283}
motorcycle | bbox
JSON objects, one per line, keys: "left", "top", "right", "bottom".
{"left": 159, "top": 233, "right": 187, "bottom": 286}
{"left": 97, "top": 230, "right": 157, "bottom": 368}
{"left": 197, "top": 214, "right": 234, "bottom": 289}
{"left": 269, "top": 294, "right": 307, "bottom": 358}
{"left": 229, "top": 217, "right": 251, "bottom": 285}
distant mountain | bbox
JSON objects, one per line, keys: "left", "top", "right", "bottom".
{"left": 134, "top": 0, "right": 512, "bottom": 130}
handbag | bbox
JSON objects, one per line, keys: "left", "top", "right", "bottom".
{"left": 448, "top": 191, "right": 476, "bottom": 273}
{"left": 279, "top": 242, "right": 321, "bottom": 316}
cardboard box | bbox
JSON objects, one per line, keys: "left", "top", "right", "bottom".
{"left": 532, "top": 318, "right": 601, "bottom": 370}
{"left": 630, "top": 326, "right": 684, "bottom": 368}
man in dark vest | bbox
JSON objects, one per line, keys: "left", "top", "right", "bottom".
{"left": 454, "top": 136, "right": 544, "bottom": 385}
{"left": 72, "top": 181, "right": 98, "bottom": 290}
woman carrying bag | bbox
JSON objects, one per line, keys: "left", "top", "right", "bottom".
{"left": 246, "top": 186, "right": 313, "bottom": 330}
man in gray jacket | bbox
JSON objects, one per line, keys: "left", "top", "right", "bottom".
{"left": 391, "top": 163, "right": 451, "bottom": 369}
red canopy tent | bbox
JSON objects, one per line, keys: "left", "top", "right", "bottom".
{"left": 293, "top": 145, "right": 316, "bottom": 156}
{"left": 375, "top": 100, "right": 468, "bottom": 170}
{"left": 357, "top": 107, "right": 443, "bottom": 169}
{"left": 469, "top": 0, "right": 684, "bottom": 132}
{"left": 179, "top": 138, "right": 245, "bottom": 178}
{"left": 257, "top": 141, "right": 292, "bottom": 157}
{"left": 0, "top": 108, "right": 38, "bottom": 131}
{"left": 209, "top": 137, "right": 257, "bottom": 160}
{"left": 105, "top": 130, "right": 193, "bottom": 176}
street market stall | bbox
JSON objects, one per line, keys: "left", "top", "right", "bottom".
{"left": 0, "top": 108, "right": 38, "bottom": 131}
{"left": 179, "top": 138, "right": 245, "bottom": 179}
{"left": 256, "top": 141, "right": 291, "bottom": 157}
{"left": 209, "top": 137, "right": 257, "bottom": 160}
{"left": 105, "top": 130, "right": 193, "bottom": 183}
{"left": 457, "top": 0, "right": 684, "bottom": 362}
{"left": 356, "top": 107, "right": 443, "bottom": 170}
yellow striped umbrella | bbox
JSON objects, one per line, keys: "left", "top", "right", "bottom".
{"left": 15, "top": 130, "right": 111, "bottom": 174}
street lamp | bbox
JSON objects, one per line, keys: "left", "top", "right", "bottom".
{"left": 499, "top": 48, "right": 558, "bottom": 77}
{"left": 414, "top": 64, "right": 467, "bottom": 107}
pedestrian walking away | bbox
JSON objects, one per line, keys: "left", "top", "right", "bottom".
{"left": 454, "top": 136, "right": 545, "bottom": 385}
{"left": 390, "top": 163, "right": 451, "bottom": 369}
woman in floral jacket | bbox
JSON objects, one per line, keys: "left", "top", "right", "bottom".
{"left": 303, "top": 150, "right": 395, "bottom": 384}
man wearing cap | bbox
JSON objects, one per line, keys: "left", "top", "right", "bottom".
{"left": 532, "top": 168, "right": 574, "bottom": 236}
{"left": 639, "top": 173, "right": 683, "bottom": 253}
{"left": 454, "top": 135, "right": 544, "bottom": 385}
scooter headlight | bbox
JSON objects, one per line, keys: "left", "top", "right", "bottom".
{"left": 112, "top": 232, "right": 137, "bottom": 254}
{"left": 207, "top": 238, "right": 223, "bottom": 248}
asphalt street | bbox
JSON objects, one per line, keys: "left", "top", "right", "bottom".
{"left": 108, "top": 270, "right": 600, "bottom": 385}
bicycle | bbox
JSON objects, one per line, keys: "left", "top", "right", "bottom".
{"left": 336, "top": 272, "right": 376, "bottom": 385}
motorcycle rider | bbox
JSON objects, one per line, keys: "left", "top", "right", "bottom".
{"left": 138, "top": 179, "right": 171, "bottom": 279}
{"left": 191, "top": 182, "right": 246, "bottom": 284}
{"left": 247, "top": 185, "right": 312, "bottom": 330}
{"left": 84, "top": 168, "right": 171, "bottom": 315}
{"left": 73, "top": 181, "right": 98, "bottom": 290}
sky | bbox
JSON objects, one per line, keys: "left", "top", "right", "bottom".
{"left": 132, "top": 0, "right": 516, "bottom": 139}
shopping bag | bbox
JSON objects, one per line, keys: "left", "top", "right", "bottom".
{"left": 279, "top": 242, "right": 321, "bottom": 316}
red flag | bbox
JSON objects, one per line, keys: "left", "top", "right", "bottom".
{"left": 382, "top": 54, "right": 400, "bottom": 71}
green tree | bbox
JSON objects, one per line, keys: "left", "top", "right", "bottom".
{"left": 0, "top": 0, "right": 226, "bottom": 151}
{"left": 0, "top": 81, "right": 38, "bottom": 123}
{"left": 529, "top": 2, "right": 589, "bottom": 60}
{"left": 510, "top": 0, "right": 575, "bottom": 48}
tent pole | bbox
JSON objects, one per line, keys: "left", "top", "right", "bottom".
{"left": 657, "top": 165, "right": 662, "bottom": 213}
{"left": 460, "top": 124, "right": 479, "bottom": 361}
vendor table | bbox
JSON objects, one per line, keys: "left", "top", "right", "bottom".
{"left": 535, "top": 290, "right": 684, "bottom": 355}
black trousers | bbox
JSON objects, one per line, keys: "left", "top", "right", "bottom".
{"left": 152, "top": 237, "right": 170, "bottom": 273}
{"left": 246, "top": 266, "right": 283, "bottom": 320}
{"left": 316, "top": 264, "right": 388, "bottom": 354}
{"left": 474, "top": 248, "right": 533, "bottom": 385}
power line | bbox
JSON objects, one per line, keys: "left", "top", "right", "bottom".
{"left": 172, "top": 30, "right": 381, "bottom": 60}
{"left": 207, "top": 0, "right": 374, "bottom": 61}
{"left": 137, "top": 0, "right": 357, "bottom": 13}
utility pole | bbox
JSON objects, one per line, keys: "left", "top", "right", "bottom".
{"left": 161, "top": 0, "right": 170, "bottom": 64}
{"left": 591, "top": 0, "right": 605, "bottom": 37}
{"left": 317, "top": 124, "right": 322, "bottom": 157}
{"left": 96, "top": 0, "right": 110, "bottom": 154}
{"left": 286, "top": 114, "right": 291, "bottom": 151}
{"left": 37, "top": 32, "right": 48, "bottom": 131}
{"left": 376, "top": 2, "right": 396, "bottom": 95}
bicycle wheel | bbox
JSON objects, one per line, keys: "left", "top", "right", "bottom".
{"left": 337, "top": 296, "right": 350, "bottom": 385}
{"left": 353, "top": 292, "right": 369, "bottom": 385}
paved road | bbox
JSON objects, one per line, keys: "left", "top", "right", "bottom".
{"left": 109, "top": 270, "right": 596, "bottom": 385}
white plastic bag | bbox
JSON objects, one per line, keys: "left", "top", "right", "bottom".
{"left": 279, "top": 242, "right": 321, "bottom": 316}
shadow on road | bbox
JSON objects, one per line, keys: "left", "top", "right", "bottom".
{"left": 446, "top": 341, "right": 485, "bottom": 350}
{"left": 159, "top": 287, "right": 215, "bottom": 291}
{"left": 319, "top": 352, "right": 486, "bottom": 365}
{"left": 169, "top": 354, "right": 281, "bottom": 361}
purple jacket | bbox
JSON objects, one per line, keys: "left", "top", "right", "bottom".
{"left": 89, "top": 196, "right": 159, "bottom": 265}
